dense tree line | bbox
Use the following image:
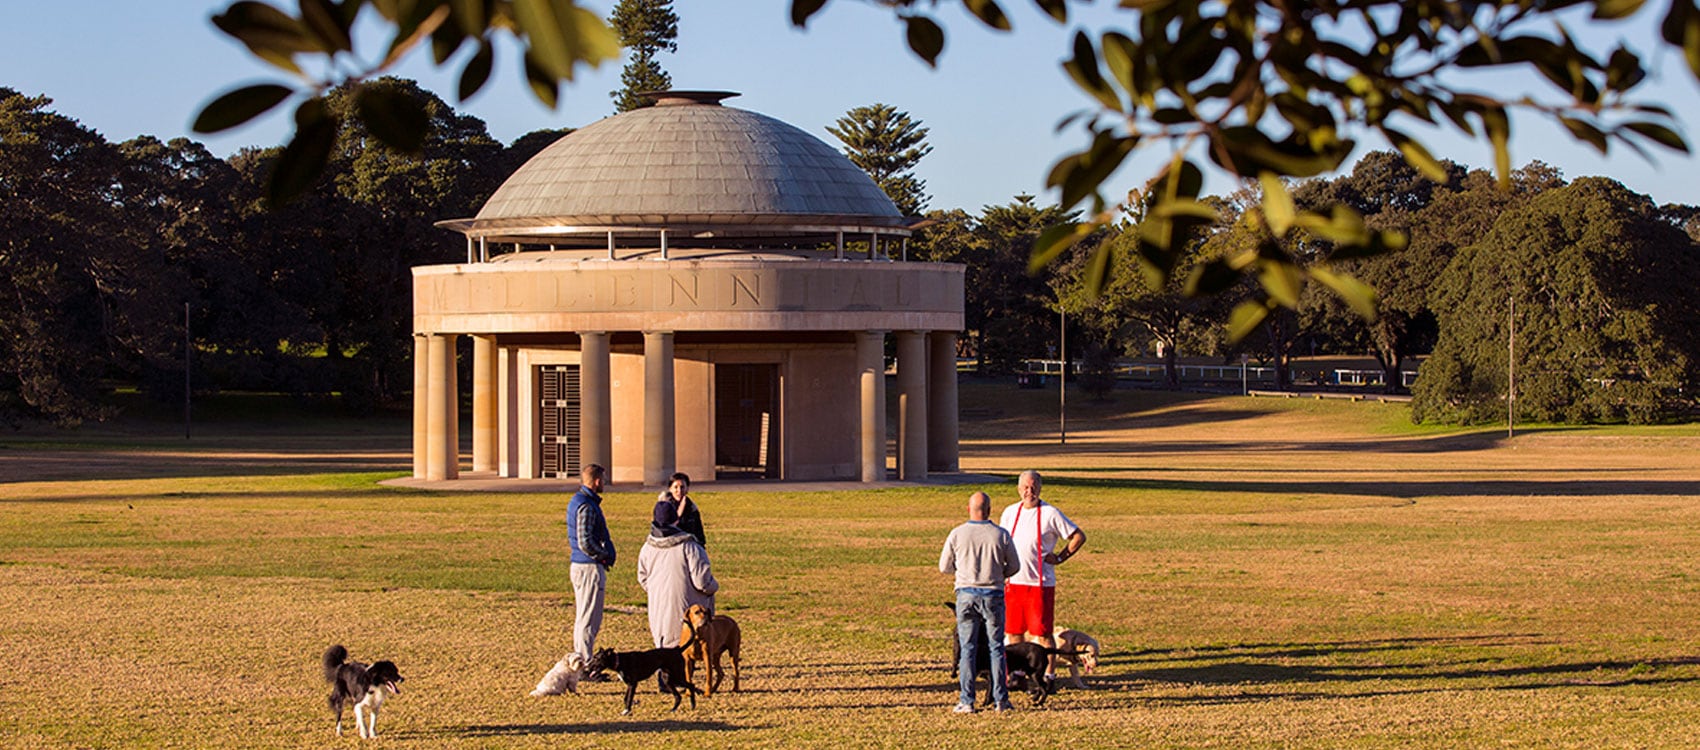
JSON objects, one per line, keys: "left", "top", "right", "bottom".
{"left": 0, "top": 82, "right": 564, "bottom": 425}
{"left": 1044, "top": 151, "right": 1700, "bottom": 423}
{"left": 5, "top": 78, "right": 1697, "bottom": 427}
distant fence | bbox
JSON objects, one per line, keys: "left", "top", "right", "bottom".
{"left": 1016, "top": 359, "right": 1419, "bottom": 390}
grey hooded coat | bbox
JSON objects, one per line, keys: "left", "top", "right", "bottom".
{"left": 635, "top": 528, "right": 719, "bottom": 647}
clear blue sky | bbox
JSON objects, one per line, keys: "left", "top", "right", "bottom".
{"left": 4, "top": 1, "right": 1697, "bottom": 212}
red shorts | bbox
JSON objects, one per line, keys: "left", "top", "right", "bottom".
{"left": 1004, "top": 583, "right": 1054, "bottom": 637}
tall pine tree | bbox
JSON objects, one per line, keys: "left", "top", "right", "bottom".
{"left": 827, "top": 103, "right": 932, "bottom": 216}
{"left": 609, "top": 0, "right": 679, "bottom": 113}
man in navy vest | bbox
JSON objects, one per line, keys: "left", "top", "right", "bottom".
{"left": 567, "top": 464, "right": 615, "bottom": 663}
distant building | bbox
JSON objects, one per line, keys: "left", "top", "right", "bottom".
{"left": 411, "top": 91, "right": 964, "bottom": 484}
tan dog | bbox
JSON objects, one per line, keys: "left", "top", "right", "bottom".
{"left": 680, "top": 603, "right": 741, "bottom": 695}
{"left": 1052, "top": 627, "right": 1101, "bottom": 688}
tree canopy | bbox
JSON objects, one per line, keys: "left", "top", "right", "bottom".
{"left": 796, "top": 0, "right": 1699, "bottom": 336}
{"left": 609, "top": 0, "right": 679, "bottom": 113}
{"left": 200, "top": 0, "right": 1700, "bottom": 336}
{"left": 0, "top": 82, "right": 554, "bottom": 422}
{"left": 1412, "top": 177, "right": 1700, "bottom": 424}
{"left": 827, "top": 103, "right": 934, "bottom": 216}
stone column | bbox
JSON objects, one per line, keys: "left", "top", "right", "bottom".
{"left": 425, "top": 333, "right": 459, "bottom": 481}
{"left": 471, "top": 335, "right": 497, "bottom": 473}
{"left": 643, "top": 331, "right": 676, "bottom": 487}
{"left": 579, "top": 331, "right": 612, "bottom": 474}
{"left": 896, "top": 330, "right": 928, "bottom": 481}
{"left": 497, "top": 346, "right": 520, "bottom": 478}
{"left": 412, "top": 334, "right": 428, "bottom": 479}
{"left": 445, "top": 335, "right": 460, "bottom": 480}
{"left": 928, "top": 331, "right": 960, "bottom": 473}
{"left": 855, "top": 330, "right": 887, "bottom": 483}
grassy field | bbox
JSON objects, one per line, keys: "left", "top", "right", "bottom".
{"left": 3, "top": 384, "right": 1700, "bottom": 748}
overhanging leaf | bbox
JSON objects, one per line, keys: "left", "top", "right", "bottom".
{"left": 267, "top": 98, "right": 338, "bottom": 206}
{"left": 1483, "top": 106, "right": 1511, "bottom": 186}
{"left": 1594, "top": 0, "right": 1647, "bottom": 19}
{"left": 450, "top": 0, "right": 490, "bottom": 34}
{"left": 904, "top": 15, "right": 945, "bottom": 66}
{"left": 1382, "top": 127, "right": 1450, "bottom": 182}
{"left": 458, "top": 41, "right": 495, "bottom": 102}
{"left": 1310, "top": 267, "right": 1379, "bottom": 320}
{"left": 1101, "top": 32, "right": 1139, "bottom": 97}
{"left": 1183, "top": 257, "right": 1241, "bottom": 297}
{"left": 1624, "top": 120, "right": 1690, "bottom": 152}
{"left": 1259, "top": 172, "right": 1294, "bottom": 235}
{"left": 1292, "top": 205, "right": 1369, "bottom": 245}
{"left": 1030, "top": 221, "right": 1093, "bottom": 275}
{"left": 1258, "top": 257, "right": 1305, "bottom": 308}
{"left": 1063, "top": 31, "right": 1121, "bottom": 112}
{"left": 299, "top": 0, "right": 353, "bottom": 53}
{"left": 512, "top": 0, "right": 618, "bottom": 82}
{"left": 193, "top": 83, "right": 293, "bottom": 134}
{"left": 212, "top": 2, "right": 316, "bottom": 53}
{"left": 1081, "top": 241, "right": 1114, "bottom": 298}
{"left": 1559, "top": 116, "right": 1610, "bottom": 153}
{"left": 963, "top": 0, "right": 1012, "bottom": 31}
{"left": 791, "top": 0, "right": 829, "bottom": 27}
{"left": 523, "top": 51, "right": 559, "bottom": 108}
{"left": 1226, "top": 300, "right": 1270, "bottom": 343}
{"left": 1034, "top": 0, "right": 1068, "bottom": 23}
{"left": 357, "top": 85, "right": 430, "bottom": 154}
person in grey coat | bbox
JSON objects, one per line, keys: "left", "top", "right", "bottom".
{"left": 636, "top": 517, "right": 720, "bottom": 648}
{"left": 940, "top": 491, "right": 1021, "bottom": 713}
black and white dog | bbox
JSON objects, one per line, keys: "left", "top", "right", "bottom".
{"left": 322, "top": 645, "right": 405, "bottom": 738}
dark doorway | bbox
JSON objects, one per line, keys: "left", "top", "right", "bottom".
{"left": 714, "top": 363, "right": 780, "bottom": 479}
{"left": 538, "top": 365, "right": 580, "bottom": 479}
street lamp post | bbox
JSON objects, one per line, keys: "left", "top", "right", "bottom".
{"left": 1059, "top": 307, "right": 1066, "bottom": 445}
{"left": 1508, "top": 296, "right": 1516, "bottom": 438}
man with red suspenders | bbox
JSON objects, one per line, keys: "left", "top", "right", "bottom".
{"left": 999, "top": 470, "right": 1087, "bottom": 683}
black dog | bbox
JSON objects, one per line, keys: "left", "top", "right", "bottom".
{"left": 588, "top": 631, "right": 703, "bottom": 715}
{"left": 322, "top": 645, "right": 405, "bottom": 738}
{"left": 946, "top": 603, "right": 1072, "bottom": 707}
{"left": 1004, "top": 642, "right": 1064, "bottom": 706}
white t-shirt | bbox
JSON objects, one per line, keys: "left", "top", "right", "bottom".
{"left": 998, "top": 500, "right": 1079, "bottom": 587}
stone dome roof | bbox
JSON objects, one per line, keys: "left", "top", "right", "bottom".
{"left": 463, "top": 92, "right": 905, "bottom": 240}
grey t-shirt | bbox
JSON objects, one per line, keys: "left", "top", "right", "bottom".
{"left": 939, "top": 520, "right": 1022, "bottom": 590}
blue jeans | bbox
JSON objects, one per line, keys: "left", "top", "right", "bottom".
{"left": 956, "top": 588, "right": 1009, "bottom": 708}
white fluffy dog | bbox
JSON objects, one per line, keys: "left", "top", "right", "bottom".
{"left": 530, "top": 652, "right": 589, "bottom": 696}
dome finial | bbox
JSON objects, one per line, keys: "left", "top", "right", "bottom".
{"left": 642, "top": 90, "right": 740, "bottom": 107}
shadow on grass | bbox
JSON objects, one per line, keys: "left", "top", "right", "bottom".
{"left": 1031, "top": 475, "right": 1700, "bottom": 499}
{"left": 1105, "top": 633, "right": 1553, "bottom": 665}
{"left": 966, "top": 406, "right": 1271, "bottom": 435}
{"left": 3, "top": 486, "right": 426, "bottom": 504}
{"left": 455, "top": 719, "right": 753, "bottom": 736}
{"left": 973, "top": 431, "right": 1515, "bottom": 458}
{"left": 1071, "top": 634, "right": 1700, "bottom": 705}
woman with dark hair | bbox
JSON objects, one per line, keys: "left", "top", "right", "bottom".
{"left": 653, "top": 472, "right": 706, "bottom": 547}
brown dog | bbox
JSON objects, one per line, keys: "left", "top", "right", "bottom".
{"left": 1051, "top": 627, "right": 1101, "bottom": 688}
{"left": 679, "top": 603, "right": 741, "bottom": 695}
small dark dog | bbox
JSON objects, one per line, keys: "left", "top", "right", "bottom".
{"left": 1003, "top": 642, "right": 1063, "bottom": 707}
{"left": 946, "top": 604, "right": 1076, "bottom": 707}
{"left": 322, "top": 645, "right": 405, "bottom": 738}
{"left": 588, "top": 631, "right": 703, "bottom": 715}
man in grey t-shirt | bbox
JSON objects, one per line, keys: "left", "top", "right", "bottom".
{"left": 939, "top": 491, "right": 1021, "bottom": 713}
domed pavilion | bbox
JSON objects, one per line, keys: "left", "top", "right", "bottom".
{"left": 411, "top": 91, "right": 964, "bottom": 485}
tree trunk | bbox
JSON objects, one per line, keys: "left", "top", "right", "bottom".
{"left": 1160, "top": 337, "right": 1179, "bottom": 389}
{"left": 1266, "top": 317, "right": 1292, "bottom": 390}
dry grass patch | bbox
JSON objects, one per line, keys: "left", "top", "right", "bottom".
{"left": 3, "top": 386, "right": 1700, "bottom": 747}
